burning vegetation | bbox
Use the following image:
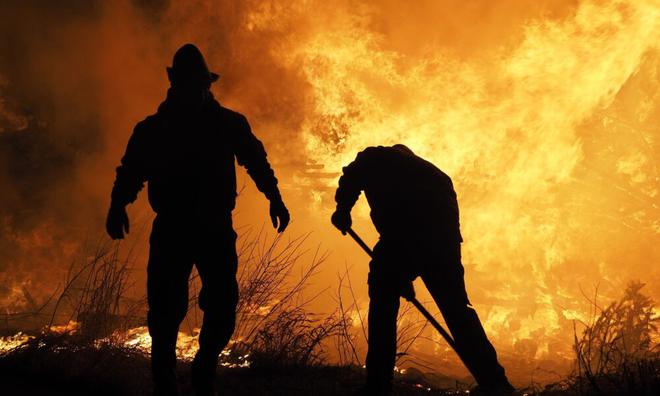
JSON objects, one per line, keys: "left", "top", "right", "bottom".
{"left": 0, "top": 0, "right": 659, "bottom": 394}
{"left": 0, "top": 231, "right": 476, "bottom": 395}
{"left": 0, "top": 230, "right": 658, "bottom": 395}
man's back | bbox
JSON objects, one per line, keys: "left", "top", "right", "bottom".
{"left": 335, "top": 145, "right": 461, "bottom": 241}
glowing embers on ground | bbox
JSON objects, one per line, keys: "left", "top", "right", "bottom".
{"left": 101, "top": 326, "right": 251, "bottom": 367}
{"left": 0, "top": 323, "right": 251, "bottom": 368}
{"left": 0, "top": 332, "right": 34, "bottom": 354}
{"left": 0, "top": 320, "right": 79, "bottom": 354}
{"left": 49, "top": 320, "right": 80, "bottom": 334}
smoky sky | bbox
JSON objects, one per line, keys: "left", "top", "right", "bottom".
{"left": 0, "top": 0, "right": 311, "bottom": 305}
{"left": 0, "top": 1, "right": 162, "bottom": 299}
{"left": 0, "top": 2, "right": 658, "bottom": 377}
{"left": 1, "top": 1, "right": 96, "bottom": 225}
{"left": 0, "top": 0, "right": 590, "bottom": 247}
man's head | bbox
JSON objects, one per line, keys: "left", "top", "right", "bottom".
{"left": 166, "top": 44, "right": 218, "bottom": 110}
{"left": 392, "top": 144, "right": 415, "bottom": 156}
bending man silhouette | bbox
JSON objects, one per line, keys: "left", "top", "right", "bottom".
{"left": 106, "top": 44, "right": 289, "bottom": 396}
{"left": 331, "top": 145, "right": 513, "bottom": 396}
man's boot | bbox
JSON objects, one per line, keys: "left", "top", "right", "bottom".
{"left": 151, "top": 339, "right": 179, "bottom": 396}
{"left": 354, "top": 384, "right": 392, "bottom": 396}
{"left": 356, "top": 374, "right": 392, "bottom": 396}
{"left": 191, "top": 352, "right": 218, "bottom": 396}
{"left": 470, "top": 381, "right": 516, "bottom": 396}
{"left": 153, "top": 377, "right": 178, "bottom": 396}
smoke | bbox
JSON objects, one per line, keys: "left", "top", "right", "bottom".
{"left": 270, "top": 0, "right": 660, "bottom": 363}
{"left": 0, "top": 0, "right": 658, "bottom": 380}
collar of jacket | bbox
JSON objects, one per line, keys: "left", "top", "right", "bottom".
{"left": 157, "top": 88, "right": 219, "bottom": 120}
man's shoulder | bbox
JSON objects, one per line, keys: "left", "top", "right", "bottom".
{"left": 421, "top": 159, "right": 454, "bottom": 189}
{"left": 134, "top": 113, "right": 161, "bottom": 133}
{"left": 214, "top": 104, "right": 248, "bottom": 125}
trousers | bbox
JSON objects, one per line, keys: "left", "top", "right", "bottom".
{"left": 146, "top": 214, "right": 239, "bottom": 389}
{"left": 366, "top": 236, "right": 509, "bottom": 390}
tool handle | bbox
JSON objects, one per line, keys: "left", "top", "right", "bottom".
{"left": 346, "top": 228, "right": 455, "bottom": 345}
{"left": 409, "top": 298, "right": 458, "bottom": 350}
{"left": 347, "top": 228, "right": 374, "bottom": 257}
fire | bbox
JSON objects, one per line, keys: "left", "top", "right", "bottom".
{"left": 0, "top": 321, "right": 80, "bottom": 355}
{"left": 103, "top": 326, "right": 250, "bottom": 367}
{"left": 49, "top": 320, "right": 79, "bottom": 334}
{"left": 104, "top": 327, "right": 200, "bottom": 362}
{"left": 260, "top": 0, "right": 660, "bottom": 362}
{"left": 0, "top": 332, "right": 34, "bottom": 355}
{"left": 0, "top": 0, "right": 658, "bottom": 381}
{"left": 1, "top": 325, "right": 250, "bottom": 368}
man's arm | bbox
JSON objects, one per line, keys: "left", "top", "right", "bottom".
{"left": 233, "top": 114, "right": 289, "bottom": 232}
{"left": 106, "top": 122, "right": 148, "bottom": 239}
{"left": 332, "top": 148, "right": 374, "bottom": 234}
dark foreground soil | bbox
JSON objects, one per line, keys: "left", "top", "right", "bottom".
{"left": 1, "top": 336, "right": 657, "bottom": 395}
{"left": 0, "top": 366, "right": 453, "bottom": 396}
{"left": 0, "top": 337, "right": 466, "bottom": 396}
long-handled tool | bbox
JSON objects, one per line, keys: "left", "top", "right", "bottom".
{"left": 345, "top": 227, "right": 478, "bottom": 380}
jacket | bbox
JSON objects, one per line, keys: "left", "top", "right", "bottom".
{"left": 335, "top": 145, "right": 462, "bottom": 242}
{"left": 111, "top": 91, "right": 280, "bottom": 222}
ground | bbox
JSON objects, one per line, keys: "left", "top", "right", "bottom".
{"left": 0, "top": 338, "right": 466, "bottom": 396}
{"left": 0, "top": 335, "right": 657, "bottom": 395}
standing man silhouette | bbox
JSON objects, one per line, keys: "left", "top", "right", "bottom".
{"left": 106, "top": 44, "right": 289, "bottom": 396}
{"left": 331, "top": 145, "right": 513, "bottom": 396}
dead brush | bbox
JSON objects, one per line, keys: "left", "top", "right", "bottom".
{"left": 5, "top": 224, "right": 344, "bottom": 368}
{"left": 331, "top": 264, "right": 434, "bottom": 371}
{"left": 46, "top": 235, "right": 144, "bottom": 340}
{"left": 332, "top": 267, "right": 364, "bottom": 366}
{"left": 551, "top": 281, "right": 660, "bottom": 396}
{"left": 248, "top": 306, "right": 343, "bottom": 367}
{"left": 72, "top": 239, "right": 136, "bottom": 339}
{"left": 182, "top": 227, "right": 345, "bottom": 367}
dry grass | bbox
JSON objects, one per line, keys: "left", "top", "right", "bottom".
{"left": 2, "top": 228, "right": 344, "bottom": 367}
{"left": 331, "top": 264, "right": 438, "bottom": 373}
{"left": 1, "top": 231, "right": 659, "bottom": 395}
{"left": 533, "top": 281, "right": 659, "bottom": 396}
{"left": 0, "top": 229, "right": 449, "bottom": 395}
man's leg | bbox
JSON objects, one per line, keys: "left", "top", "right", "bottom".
{"left": 421, "top": 242, "right": 513, "bottom": 392}
{"left": 147, "top": 218, "right": 194, "bottom": 396}
{"left": 191, "top": 225, "right": 239, "bottom": 395}
{"left": 364, "top": 241, "right": 401, "bottom": 395}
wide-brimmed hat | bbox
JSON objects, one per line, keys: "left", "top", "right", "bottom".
{"left": 166, "top": 43, "right": 219, "bottom": 86}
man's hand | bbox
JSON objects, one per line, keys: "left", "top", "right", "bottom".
{"left": 399, "top": 280, "right": 416, "bottom": 301}
{"left": 106, "top": 204, "right": 129, "bottom": 240}
{"left": 331, "top": 209, "right": 352, "bottom": 235}
{"left": 270, "top": 199, "right": 290, "bottom": 233}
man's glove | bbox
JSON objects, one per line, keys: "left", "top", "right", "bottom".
{"left": 106, "top": 203, "right": 129, "bottom": 240}
{"left": 270, "top": 199, "right": 290, "bottom": 233}
{"left": 399, "top": 280, "right": 416, "bottom": 301}
{"left": 331, "top": 209, "right": 352, "bottom": 235}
